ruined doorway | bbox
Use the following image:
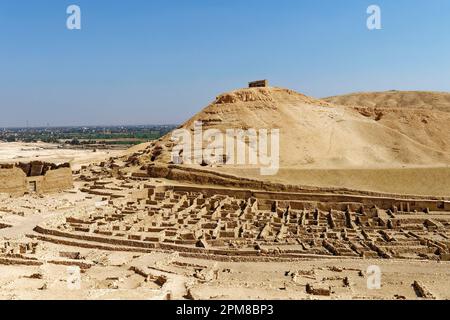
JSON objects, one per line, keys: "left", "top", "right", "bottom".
{"left": 28, "top": 181, "right": 37, "bottom": 193}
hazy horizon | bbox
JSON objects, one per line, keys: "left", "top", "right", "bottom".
{"left": 1, "top": 0, "right": 450, "bottom": 127}
{"left": 0, "top": 123, "right": 179, "bottom": 129}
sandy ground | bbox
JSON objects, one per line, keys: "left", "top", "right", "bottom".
{"left": 1, "top": 244, "right": 449, "bottom": 300}
{"left": 0, "top": 142, "right": 122, "bottom": 170}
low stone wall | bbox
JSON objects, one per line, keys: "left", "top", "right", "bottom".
{"left": 0, "top": 256, "right": 43, "bottom": 266}
{"left": 31, "top": 226, "right": 347, "bottom": 263}
{"left": 151, "top": 184, "right": 450, "bottom": 213}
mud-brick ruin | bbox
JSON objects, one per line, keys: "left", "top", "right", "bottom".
{"left": 248, "top": 79, "right": 269, "bottom": 88}
{"left": 0, "top": 149, "right": 449, "bottom": 299}
{"left": 0, "top": 161, "right": 73, "bottom": 196}
{"left": 31, "top": 160, "right": 450, "bottom": 263}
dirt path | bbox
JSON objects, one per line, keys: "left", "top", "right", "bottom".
{"left": 0, "top": 212, "right": 59, "bottom": 238}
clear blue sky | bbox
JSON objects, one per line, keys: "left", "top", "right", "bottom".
{"left": 1, "top": 0, "right": 449, "bottom": 127}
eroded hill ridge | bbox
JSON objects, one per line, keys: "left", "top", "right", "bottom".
{"left": 324, "top": 90, "right": 450, "bottom": 112}
{"left": 140, "top": 86, "right": 450, "bottom": 170}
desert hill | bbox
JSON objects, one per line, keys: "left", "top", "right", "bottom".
{"left": 124, "top": 86, "right": 450, "bottom": 196}
{"left": 148, "top": 87, "right": 450, "bottom": 168}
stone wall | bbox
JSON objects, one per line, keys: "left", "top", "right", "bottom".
{"left": 29, "top": 167, "right": 74, "bottom": 194}
{"left": 145, "top": 183, "right": 450, "bottom": 213}
{"left": 0, "top": 162, "right": 73, "bottom": 196}
{"left": 248, "top": 80, "right": 269, "bottom": 88}
{"left": 16, "top": 161, "right": 70, "bottom": 177}
{"left": 0, "top": 167, "right": 27, "bottom": 196}
{"left": 44, "top": 167, "right": 72, "bottom": 193}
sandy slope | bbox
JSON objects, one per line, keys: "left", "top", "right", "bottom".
{"left": 324, "top": 91, "right": 450, "bottom": 155}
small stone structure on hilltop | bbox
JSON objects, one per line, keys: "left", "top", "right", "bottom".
{"left": 248, "top": 79, "right": 269, "bottom": 88}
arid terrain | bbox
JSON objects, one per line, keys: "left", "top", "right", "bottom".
{"left": 0, "top": 142, "right": 123, "bottom": 171}
{"left": 0, "top": 86, "right": 449, "bottom": 300}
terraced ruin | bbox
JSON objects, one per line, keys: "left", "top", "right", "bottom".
{"left": 32, "top": 175, "right": 450, "bottom": 262}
